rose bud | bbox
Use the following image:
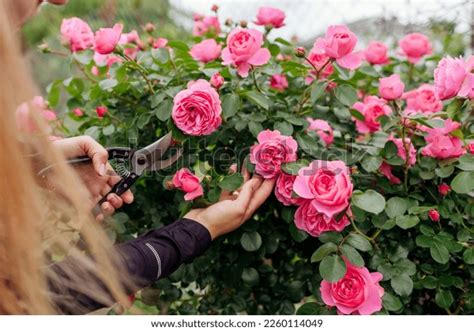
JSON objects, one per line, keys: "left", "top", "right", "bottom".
{"left": 96, "top": 105, "right": 108, "bottom": 118}
{"left": 144, "top": 22, "right": 155, "bottom": 33}
{"left": 428, "top": 209, "right": 440, "bottom": 222}
{"left": 438, "top": 183, "right": 451, "bottom": 196}
{"left": 225, "top": 18, "right": 233, "bottom": 26}
{"left": 467, "top": 143, "right": 474, "bottom": 154}
{"left": 295, "top": 46, "right": 306, "bottom": 58}
{"left": 240, "top": 20, "right": 248, "bottom": 28}
{"left": 211, "top": 4, "right": 219, "bottom": 12}
{"left": 72, "top": 108, "right": 84, "bottom": 117}
{"left": 210, "top": 72, "right": 225, "bottom": 89}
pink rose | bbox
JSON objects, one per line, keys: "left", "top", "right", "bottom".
{"left": 422, "top": 119, "right": 465, "bottom": 159}
{"left": 94, "top": 52, "right": 122, "bottom": 68}
{"left": 172, "top": 168, "right": 203, "bottom": 201}
{"left": 365, "top": 41, "right": 389, "bottom": 65}
{"left": 438, "top": 183, "right": 451, "bottom": 196}
{"left": 403, "top": 84, "right": 443, "bottom": 114}
{"left": 428, "top": 209, "right": 440, "bottom": 222}
{"left": 293, "top": 160, "right": 353, "bottom": 218}
{"left": 193, "top": 15, "right": 221, "bottom": 36}
{"left": 434, "top": 56, "right": 467, "bottom": 100}
{"left": 378, "top": 74, "right": 405, "bottom": 100}
{"left": 190, "top": 39, "right": 222, "bottom": 63}
{"left": 295, "top": 201, "right": 350, "bottom": 237}
{"left": 152, "top": 37, "right": 168, "bottom": 49}
{"left": 210, "top": 72, "right": 224, "bottom": 89}
{"left": 15, "top": 96, "right": 56, "bottom": 132}
{"left": 352, "top": 96, "right": 392, "bottom": 133}
{"left": 390, "top": 136, "right": 417, "bottom": 166}
{"left": 94, "top": 23, "right": 123, "bottom": 55}
{"left": 320, "top": 25, "right": 362, "bottom": 70}
{"left": 458, "top": 56, "right": 474, "bottom": 99}
{"left": 119, "top": 30, "right": 140, "bottom": 45}
{"left": 399, "top": 33, "right": 432, "bottom": 63}
{"left": 320, "top": 258, "right": 384, "bottom": 315}
{"left": 249, "top": 130, "right": 298, "bottom": 179}
{"left": 254, "top": 7, "right": 286, "bottom": 28}
{"left": 172, "top": 79, "right": 222, "bottom": 136}
{"left": 379, "top": 162, "right": 401, "bottom": 185}
{"left": 221, "top": 28, "right": 271, "bottom": 77}
{"left": 72, "top": 108, "right": 84, "bottom": 117}
{"left": 274, "top": 173, "right": 304, "bottom": 206}
{"left": 305, "top": 38, "right": 334, "bottom": 83}
{"left": 96, "top": 105, "right": 108, "bottom": 118}
{"left": 467, "top": 143, "right": 474, "bottom": 154}
{"left": 306, "top": 118, "right": 334, "bottom": 146}
{"left": 269, "top": 74, "right": 288, "bottom": 92}
{"left": 60, "top": 17, "right": 94, "bottom": 52}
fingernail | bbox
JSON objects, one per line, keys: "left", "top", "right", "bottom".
{"left": 99, "top": 163, "right": 106, "bottom": 176}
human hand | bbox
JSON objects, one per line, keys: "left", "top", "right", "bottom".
{"left": 184, "top": 168, "right": 275, "bottom": 240}
{"left": 53, "top": 136, "right": 134, "bottom": 221}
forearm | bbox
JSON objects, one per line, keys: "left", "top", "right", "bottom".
{"left": 48, "top": 218, "right": 211, "bottom": 314}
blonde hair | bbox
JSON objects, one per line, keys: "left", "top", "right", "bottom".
{"left": 0, "top": 1, "right": 129, "bottom": 314}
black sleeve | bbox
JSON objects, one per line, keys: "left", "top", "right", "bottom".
{"left": 48, "top": 218, "right": 212, "bottom": 314}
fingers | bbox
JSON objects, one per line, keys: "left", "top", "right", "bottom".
{"left": 78, "top": 137, "right": 109, "bottom": 177}
{"left": 234, "top": 176, "right": 263, "bottom": 212}
{"left": 220, "top": 163, "right": 252, "bottom": 200}
{"left": 244, "top": 178, "right": 276, "bottom": 220}
{"left": 106, "top": 173, "right": 134, "bottom": 204}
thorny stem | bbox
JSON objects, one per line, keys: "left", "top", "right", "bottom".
{"left": 251, "top": 66, "right": 262, "bottom": 93}
{"left": 118, "top": 52, "right": 155, "bottom": 94}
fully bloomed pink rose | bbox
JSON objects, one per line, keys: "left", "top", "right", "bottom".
{"left": 190, "top": 39, "right": 222, "bottom": 63}
{"left": 422, "top": 119, "right": 465, "bottom": 159}
{"left": 399, "top": 33, "right": 432, "bottom": 63}
{"left": 60, "top": 17, "right": 94, "bottom": 52}
{"left": 94, "top": 23, "right": 123, "bottom": 55}
{"left": 172, "top": 168, "right": 203, "bottom": 201}
{"left": 365, "top": 41, "right": 389, "bottom": 65}
{"left": 434, "top": 56, "right": 467, "bottom": 100}
{"left": 269, "top": 74, "right": 288, "bottom": 92}
{"left": 254, "top": 7, "right": 286, "bottom": 28}
{"left": 193, "top": 15, "right": 221, "bottom": 36}
{"left": 293, "top": 160, "right": 353, "bottom": 218}
{"left": 320, "top": 258, "right": 384, "bottom": 315}
{"left": 210, "top": 72, "right": 224, "bottom": 89}
{"left": 352, "top": 96, "right": 392, "bottom": 133}
{"left": 275, "top": 173, "right": 304, "bottom": 206}
{"left": 152, "top": 37, "right": 168, "bottom": 49}
{"left": 320, "top": 25, "right": 362, "bottom": 70}
{"left": 172, "top": 80, "right": 222, "bottom": 136}
{"left": 221, "top": 28, "right": 271, "bottom": 77}
{"left": 403, "top": 84, "right": 443, "bottom": 114}
{"left": 249, "top": 130, "right": 298, "bottom": 179}
{"left": 379, "top": 74, "right": 405, "bottom": 100}
{"left": 306, "top": 118, "right": 334, "bottom": 146}
{"left": 295, "top": 201, "right": 350, "bottom": 237}
{"left": 458, "top": 55, "right": 474, "bottom": 99}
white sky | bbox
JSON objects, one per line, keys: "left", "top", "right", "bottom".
{"left": 171, "top": 0, "right": 471, "bottom": 42}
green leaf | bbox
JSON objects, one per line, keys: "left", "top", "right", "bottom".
{"left": 151, "top": 48, "right": 169, "bottom": 63}
{"left": 395, "top": 215, "right": 420, "bottom": 229}
{"left": 361, "top": 155, "right": 383, "bottom": 172}
{"left": 150, "top": 93, "right": 167, "bottom": 108}
{"left": 319, "top": 255, "right": 346, "bottom": 282}
{"left": 222, "top": 93, "right": 240, "bottom": 120}
{"left": 240, "top": 232, "right": 262, "bottom": 252}
{"left": 296, "top": 302, "right": 320, "bottom": 315}
{"left": 352, "top": 190, "right": 386, "bottom": 215}
{"left": 451, "top": 171, "right": 474, "bottom": 194}
{"left": 334, "top": 84, "right": 358, "bottom": 107}
{"left": 248, "top": 121, "right": 264, "bottom": 138}
{"left": 416, "top": 235, "right": 432, "bottom": 248}
{"left": 241, "top": 268, "right": 259, "bottom": 286}
{"left": 340, "top": 244, "right": 364, "bottom": 267}
{"left": 382, "top": 292, "right": 403, "bottom": 311}
{"left": 435, "top": 290, "right": 454, "bottom": 308}
{"left": 99, "top": 78, "right": 118, "bottom": 90}
{"left": 244, "top": 91, "right": 271, "bottom": 110}
{"left": 382, "top": 141, "right": 398, "bottom": 159}
{"left": 430, "top": 242, "right": 450, "bottom": 264}
{"left": 463, "top": 247, "right": 474, "bottom": 264}
{"left": 420, "top": 276, "right": 438, "bottom": 289}
{"left": 319, "top": 232, "right": 343, "bottom": 244}
{"left": 311, "top": 242, "right": 338, "bottom": 262}
{"left": 310, "top": 80, "right": 328, "bottom": 104}
{"left": 385, "top": 197, "right": 408, "bottom": 218}
{"left": 154, "top": 99, "right": 173, "bottom": 122}
{"left": 218, "top": 172, "right": 244, "bottom": 191}
{"left": 167, "top": 40, "right": 190, "bottom": 51}
{"left": 274, "top": 37, "right": 292, "bottom": 46}
{"left": 281, "top": 159, "right": 309, "bottom": 175}
{"left": 102, "top": 124, "right": 115, "bottom": 136}
{"left": 391, "top": 274, "right": 413, "bottom": 296}
{"left": 289, "top": 223, "right": 308, "bottom": 242}
{"left": 350, "top": 108, "right": 365, "bottom": 121}
{"left": 296, "top": 133, "right": 322, "bottom": 157}
{"left": 346, "top": 233, "right": 372, "bottom": 252}
{"left": 274, "top": 121, "right": 293, "bottom": 136}
{"left": 435, "top": 166, "right": 454, "bottom": 178}
{"left": 46, "top": 80, "right": 61, "bottom": 108}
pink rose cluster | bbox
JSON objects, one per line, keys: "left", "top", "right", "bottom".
{"left": 172, "top": 168, "right": 203, "bottom": 201}
{"left": 321, "top": 258, "right": 384, "bottom": 315}
{"left": 434, "top": 56, "right": 474, "bottom": 100}
{"left": 172, "top": 80, "right": 222, "bottom": 136}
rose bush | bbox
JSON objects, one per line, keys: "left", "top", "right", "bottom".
{"left": 40, "top": 5, "right": 473, "bottom": 315}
